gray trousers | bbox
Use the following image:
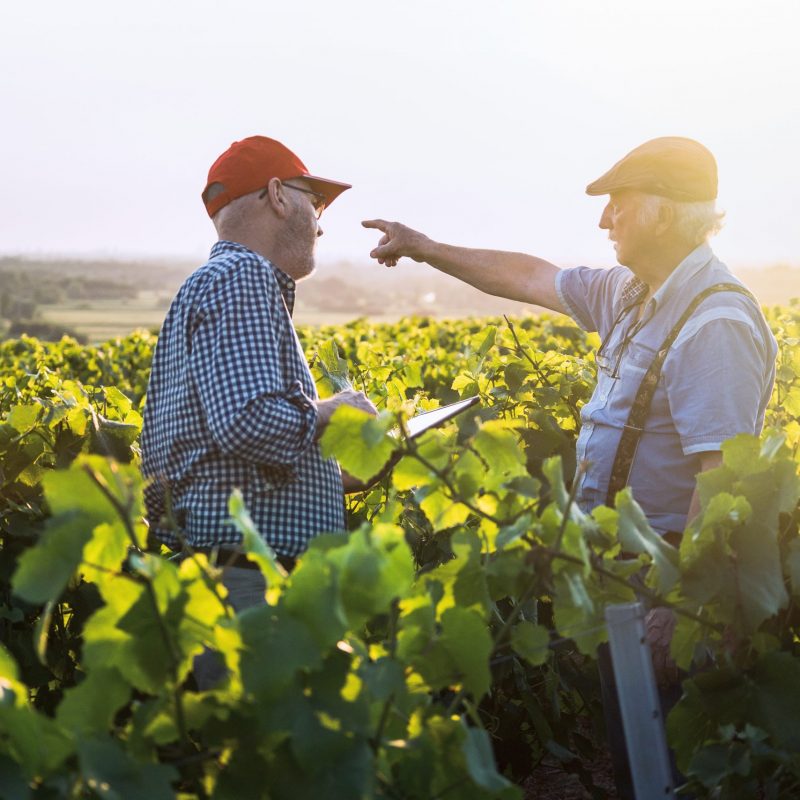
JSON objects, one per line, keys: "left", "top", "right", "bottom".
{"left": 193, "top": 566, "right": 267, "bottom": 690}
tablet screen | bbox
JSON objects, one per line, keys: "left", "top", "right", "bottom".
{"left": 403, "top": 396, "right": 480, "bottom": 438}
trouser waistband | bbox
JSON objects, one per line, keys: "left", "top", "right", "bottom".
{"left": 191, "top": 546, "right": 296, "bottom": 572}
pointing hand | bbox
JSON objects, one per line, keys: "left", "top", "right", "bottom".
{"left": 361, "top": 219, "right": 432, "bottom": 267}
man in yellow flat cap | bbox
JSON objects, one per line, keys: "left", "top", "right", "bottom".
{"left": 364, "top": 137, "right": 777, "bottom": 798}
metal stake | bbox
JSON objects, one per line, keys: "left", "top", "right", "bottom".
{"left": 604, "top": 602, "right": 676, "bottom": 799}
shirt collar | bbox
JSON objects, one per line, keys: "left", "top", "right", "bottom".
{"left": 210, "top": 240, "right": 297, "bottom": 316}
{"left": 649, "top": 242, "right": 714, "bottom": 311}
{"left": 619, "top": 275, "right": 649, "bottom": 309}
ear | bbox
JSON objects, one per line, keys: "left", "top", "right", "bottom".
{"left": 263, "top": 177, "right": 291, "bottom": 219}
{"left": 655, "top": 200, "right": 675, "bottom": 236}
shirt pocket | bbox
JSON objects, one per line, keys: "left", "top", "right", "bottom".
{"left": 619, "top": 339, "right": 658, "bottom": 376}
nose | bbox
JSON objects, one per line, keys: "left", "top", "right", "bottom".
{"left": 599, "top": 202, "right": 613, "bottom": 230}
{"left": 316, "top": 222, "right": 324, "bottom": 238}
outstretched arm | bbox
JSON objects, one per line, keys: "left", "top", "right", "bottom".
{"left": 362, "top": 219, "right": 566, "bottom": 313}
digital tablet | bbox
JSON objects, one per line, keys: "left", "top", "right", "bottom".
{"left": 402, "top": 396, "right": 480, "bottom": 439}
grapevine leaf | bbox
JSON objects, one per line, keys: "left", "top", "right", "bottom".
{"left": 615, "top": 489, "right": 679, "bottom": 595}
{"left": 56, "top": 668, "right": 130, "bottom": 736}
{"left": 511, "top": 621, "right": 551, "bottom": 666}
{"left": 317, "top": 340, "right": 352, "bottom": 393}
{"left": 229, "top": 489, "right": 286, "bottom": 598}
{"left": 0, "top": 755, "right": 30, "bottom": 800}
{"left": 440, "top": 607, "right": 492, "bottom": 699}
{"left": 542, "top": 456, "right": 569, "bottom": 510}
{"left": 328, "top": 525, "right": 414, "bottom": 625}
{"left": 418, "top": 487, "right": 471, "bottom": 530}
{"left": 77, "top": 737, "right": 178, "bottom": 800}
{"left": 239, "top": 605, "right": 321, "bottom": 701}
{"left": 472, "top": 421, "right": 527, "bottom": 481}
{"left": 320, "top": 406, "right": 396, "bottom": 482}
{"left": 720, "top": 434, "right": 766, "bottom": 478}
{"left": 12, "top": 513, "right": 94, "bottom": 604}
{"left": 282, "top": 554, "right": 348, "bottom": 650}
{"left": 0, "top": 705, "right": 73, "bottom": 779}
{"left": 475, "top": 325, "right": 497, "bottom": 358}
{"left": 6, "top": 405, "right": 39, "bottom": 433}
{"left": 462, "top": 726, "right": 515, "bottom": 792}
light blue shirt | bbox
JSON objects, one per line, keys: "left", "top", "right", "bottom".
{"left": 556, "top": 243, "right": 777, "bottom": 533}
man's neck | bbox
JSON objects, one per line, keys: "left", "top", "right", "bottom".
{"left": 631, "top": 239, "right": 702, "bottom": 302}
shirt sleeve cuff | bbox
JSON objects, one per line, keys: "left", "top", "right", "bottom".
{"left": 285, "top": 379, "right": 320, "bottom": 449}
{"left": 682, "top": 436, "right": 725, "bottom": 455}
{"left": 556, "top": 269, "right": 592, "bottom": 331}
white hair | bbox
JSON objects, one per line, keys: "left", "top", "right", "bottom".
{"left": 637, "top": 194, "right": 725, "bottom": 243}
{"left": 211, "top": 191, "right": 260, "bottom": 234}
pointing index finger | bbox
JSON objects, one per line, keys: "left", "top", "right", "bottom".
{"left": 361, "top": 219, "right": 389, "bottom": 231}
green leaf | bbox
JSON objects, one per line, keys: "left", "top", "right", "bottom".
{"left": 320, "top": 406, "right": 396, "bottom": 482}
{"left": 103, "top": 386, "right": 133, "bottom": 416}
{"left": 283, "top": 555, "right": 348, "bottom": 650}
{"left": 6, "top": 404, "right": 39, "bottom": 433}
{"left": 440, "top": 607, "right": 492, "bottom": 699}
{"left": 615, "top": 489, "right": 679, "bottom": 595}
{"left": 392, "top": 436, "right": 449, "bottom": 491}
{"left": 0, "top": 755, "right": 31, "bottom": 800}
{"left": 720, "top": 434, "right": 766, "bottom": 477}
{"left": 77, "top": 738, "right": 178, "bottom": 800}
{"left": 472, "top": 421, "right": 527, "bottom": 481}
{"left": 15, "top": 457, "right": 139, "bottom": 603}
{"left": 496, "top": 514, "right": 534, "bottom": 549}
{"left": 475, "top": 325, "right": 497, "bottom": 357}
{"left": 329, "top": 525, "right": 414, "bottom": 625}
{"left": 542, "top": 456, "right": 569, "bottom": 510}
{"left": 0, "top": 704, "right": 73, "bottom": 779}
{"left": 462, "top": 726, "right": 514, "bottom": 792}
{"left": 239, "top": 605, "right": 321, "bottom": 701}
{"left": 56, "top": 668, "right": 130, "bottom": 736}
{"left": 749, "top": 651, "right": 800, "bottom": 750}
{"left": 418, "top": 487, "right": 471, "bottom": 530}
{"left": 316, "top": 339, "right": 352, "bottom": 393}
{"left": 229, "top": 489, "right": 287, "bottom": 595}
{"left": 90, "top": 417, "right": 140, "bottom": 463}
{"left": 12, "top": 513, "right": 94, "bottom": 604}
{"left": 511, "top": 621, "right": 550, "bottom": 666}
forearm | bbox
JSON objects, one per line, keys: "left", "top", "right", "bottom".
{"left": 422, "top": 240, "right": 566, "bottom": 312}
{"left": 209, "top": 389, "right": 318, "bottom": 466}
{"left": 688, "top": 450, "right": 724, "bottom": 523}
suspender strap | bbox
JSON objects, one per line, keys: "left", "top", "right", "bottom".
{"left": 605, "top": 282, "right": 757, "bottom": 507}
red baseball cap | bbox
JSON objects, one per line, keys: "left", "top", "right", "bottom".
{"left": 202, "top": 136, "right": 352, "bottom": 218}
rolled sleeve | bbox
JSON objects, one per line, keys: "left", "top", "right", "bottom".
{"left": 191, "top": 262, "right": 318, "bottom": 467}
{"left": 664, "top": 317, "right": 768, "bottom": 456}
{"left": 556, "top": 266, "right": 630, "bottom": 335}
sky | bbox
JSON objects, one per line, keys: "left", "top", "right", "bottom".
{"left": 2, "top": 0, "right": 799, "bottom": 269}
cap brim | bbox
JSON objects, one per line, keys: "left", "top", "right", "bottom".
{"left": 301, "top": 174, "right": 352, "bottom": 208}
{"left": 585, "top": 170, "right": 624, "bottom": 196}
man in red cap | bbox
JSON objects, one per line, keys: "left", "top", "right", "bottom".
{"left": 142, "top": 137, "right": 376, "bottom": 685}
{"left": 364, "top": 136, "right": 777, "bottom": 797}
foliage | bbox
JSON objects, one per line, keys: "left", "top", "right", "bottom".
{"left": 0, "top": 309, "right": 799, "bottom": 798}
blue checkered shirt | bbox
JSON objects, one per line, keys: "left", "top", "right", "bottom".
{"left": 141, "top": 240, "right": 344, "bottom": 556}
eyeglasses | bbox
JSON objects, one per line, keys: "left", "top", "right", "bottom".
{"left": 259, "top": 182, "right": 326, "bottom": 219}
{"left": 595, "top": 302, "right": 644, "bottom": 379}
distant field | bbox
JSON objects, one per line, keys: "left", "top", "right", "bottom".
{"left": 38, "top": 291, "right": 170, "bottom": 342}
{"left": 23, "top": 260, "right": 800, "bottom": 343}
{"left": 37, "top": 293, "right": 434, "bottom": 343}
